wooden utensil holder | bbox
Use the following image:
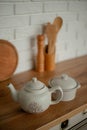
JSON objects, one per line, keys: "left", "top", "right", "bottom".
{"left": 45, "top": 45, "right": 55, "bottom": 71}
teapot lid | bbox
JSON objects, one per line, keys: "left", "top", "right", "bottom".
{"left": 24, "top": 77, "right": 48, "bottom": 94}
{"left": 49, "top": 74, "right": 77, "bottom": 90}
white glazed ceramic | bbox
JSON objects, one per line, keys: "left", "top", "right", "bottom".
{"left": 7, "top": 77, "right": 63, "bottom": 113}
{"left": 49, "top": 74, "right": 81, "bottom": 101}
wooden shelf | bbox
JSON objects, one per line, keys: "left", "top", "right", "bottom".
{"left": 0, "top": 55, "right": 87, "bottom": 130}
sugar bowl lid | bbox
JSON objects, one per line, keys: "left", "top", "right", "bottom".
{"left": 24, "top": 77, "right": 48, "bottom": 94}
{"left": 49, "top": 74, "right": 77, "bottom": 90}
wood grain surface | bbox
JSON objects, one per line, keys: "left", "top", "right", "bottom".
{"left": 0, "top": 39, "right": 18, "bottom": 82}
{"left": 0, "top": 55, "right": 87, "bottom": 130}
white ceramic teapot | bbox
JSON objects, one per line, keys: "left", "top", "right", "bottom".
{"left": 7, "top": 77, "right": 63, "bottom": 113}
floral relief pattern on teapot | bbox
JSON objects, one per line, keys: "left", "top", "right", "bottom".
{"left": 28, "top": 102, "right": 43, "bottom": 113}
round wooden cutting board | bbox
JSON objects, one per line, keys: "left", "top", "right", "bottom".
{"left": 0, "top": 39, "right": 18, "bottom": 82}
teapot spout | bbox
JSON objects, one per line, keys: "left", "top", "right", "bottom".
{"left": 7, "top": 83, "right": 18, "bottom": 102}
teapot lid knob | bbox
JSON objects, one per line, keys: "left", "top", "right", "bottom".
{"left": 61, "top": 74, "right": 68, "bottom": 80}
{"left": 32, "top": 77, "right": 37, "bottom": 82}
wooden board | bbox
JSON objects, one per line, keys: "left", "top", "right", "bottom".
{"left": 0, "top": 39, "right": 18, "bottom": 82}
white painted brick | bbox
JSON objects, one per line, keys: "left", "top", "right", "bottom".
{"left": 32, "top": 0, "right": 58, "bottom": 1}
{"left": 15, "top": 2, "right": 43, "bottom": 15}
{"left": 15, "top": 60, "right": 33, "bottom": 74}
{"left": 0, "top": 28, "right": 14, "bottom": 40}
{"left": 55, "top": 21, "right": 76, "bottom": 46}
{"left": 56, "top": 39, "right": 66, "bottom": 53}
{"left": 84, "top": 22, "right": 87, "bottom": 30}
{"left": 68, "top": 21, "right": 87, "bottom": 40}
{"left": 15, "top": 25, "right": 42, "bottom": 39}
{"left": 18, "top": 50, "right": 33, "bottom": 63}
{"left": 84, "top": 40, "right": 87, "bottom": 50}
{"left": 69, "top": 1, "right": 87, "bottom": 11}
{"left": 78, "top": 29, "right": 87, "bottom": 40}
{"left": 11, "top": 38, "right": 32, "bottom": 52}
{"left": 68, "top": 21, "right": 79, "bottom": 32}
{"left": 11, "top": 45, "right": 34, "bottom": 73}
{"left": 65, "top": 38, "right": 87, "bottom": 58}
{"left": 77, "top": 50, "right": 87, "bottom": 57}
{"left": 44, "top": 2, "right": 67, "bottom": 12}
{"left": 0, "top": 3, "right": 14, "bottom": 16}
{"left": 0, "top": 0, "right": 31, "bottom": 1}
{"left": 66, "top": 39, "right": 79, "bottom": 54}
{"left": 56, "top": 48, "right": 76, "bottom": 62}
{"left": 77, "top": 40, "right": 85, "bottom": 50}
{"left": 68, "top": 22, "right": 80, "bottom": 33}
{"left": 11, "top": 39, "right": 39, "bottom": 74}
{"left": 56, "top": 35, "right": 86, "bottom": 62}
{"left": 66, "top": 38, "right": 85, "bottom": 57}
{"left": 79, "top": 12, "right": 87, "bottom": 22}
{"left": 76, "top": 40, "right": 87, "bottom": 57}
{"left": 0, "top": 15, "right": 29, "bottom": 28}
{"left": 31, "top": 13, "right": 56, "bottom": 25}
{"left": 11, "top": 37, "right": 38, "bottom": 61}
{"left": 57, "top": 12, "right": 77, "bottom": 22}
{"left": 57, "top": 29, "right": 75, "bottom": 43}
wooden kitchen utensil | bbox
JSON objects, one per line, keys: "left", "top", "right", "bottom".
{"left": 53, "top": 17, "right": 63, "bottom": 33}
{"left": 52, "top": 17, "right": 63, "bottom": 53}
{"left": 45, "top": 23, "right": 57, "bottom": 54}
{"left": 36, "top": 35, "right": 45, "bottom": 72}
{"left": 0, "top": 39, "right": 18, "bottom": 81}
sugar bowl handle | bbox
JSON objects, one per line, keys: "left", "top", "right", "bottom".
{"left": 49, "top": 86, "right": 63, "bottom": 105}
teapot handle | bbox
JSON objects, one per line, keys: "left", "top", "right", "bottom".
{"left": 49, "top": 86, "right": 63, "bottom": 105}
{"left": 77, "top": 81, "right": 81, "bottom": 89}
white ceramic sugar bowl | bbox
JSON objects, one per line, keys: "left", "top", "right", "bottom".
{"left": 7, "top": 77, "right": 63, "bottom": 113}
{"left": 49, "top": 74, "right": 81, "bottom": 101}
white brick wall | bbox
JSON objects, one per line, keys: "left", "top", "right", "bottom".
{"left": 0, "top": 15, "right": 29, "bottom": 28}
{"left": 0, "top": 28, "right": 14, "bottom": 40}
{"left": 15, "top": 25, "right": 42, "bottom": 39}
{"left": 31, "top": 13, "right": 56, "bottom": 25}
{"left": 44, "top": 1, "right": 67, "bottom": 12}
{"left": 0, "top": 0, "right": 87, "bottom": 74}
{"left": 69, "top": 1, "right": 87, "bottom": 11}
{"left": 0, "top": 3, "right": 14, "bottom": 16}
{"left": 15, "top": 2, "right": 43, "bottom": 14}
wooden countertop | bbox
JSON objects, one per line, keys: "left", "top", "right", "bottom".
{"left": 0, "top": 55, "right": 87, "bottom": 130}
